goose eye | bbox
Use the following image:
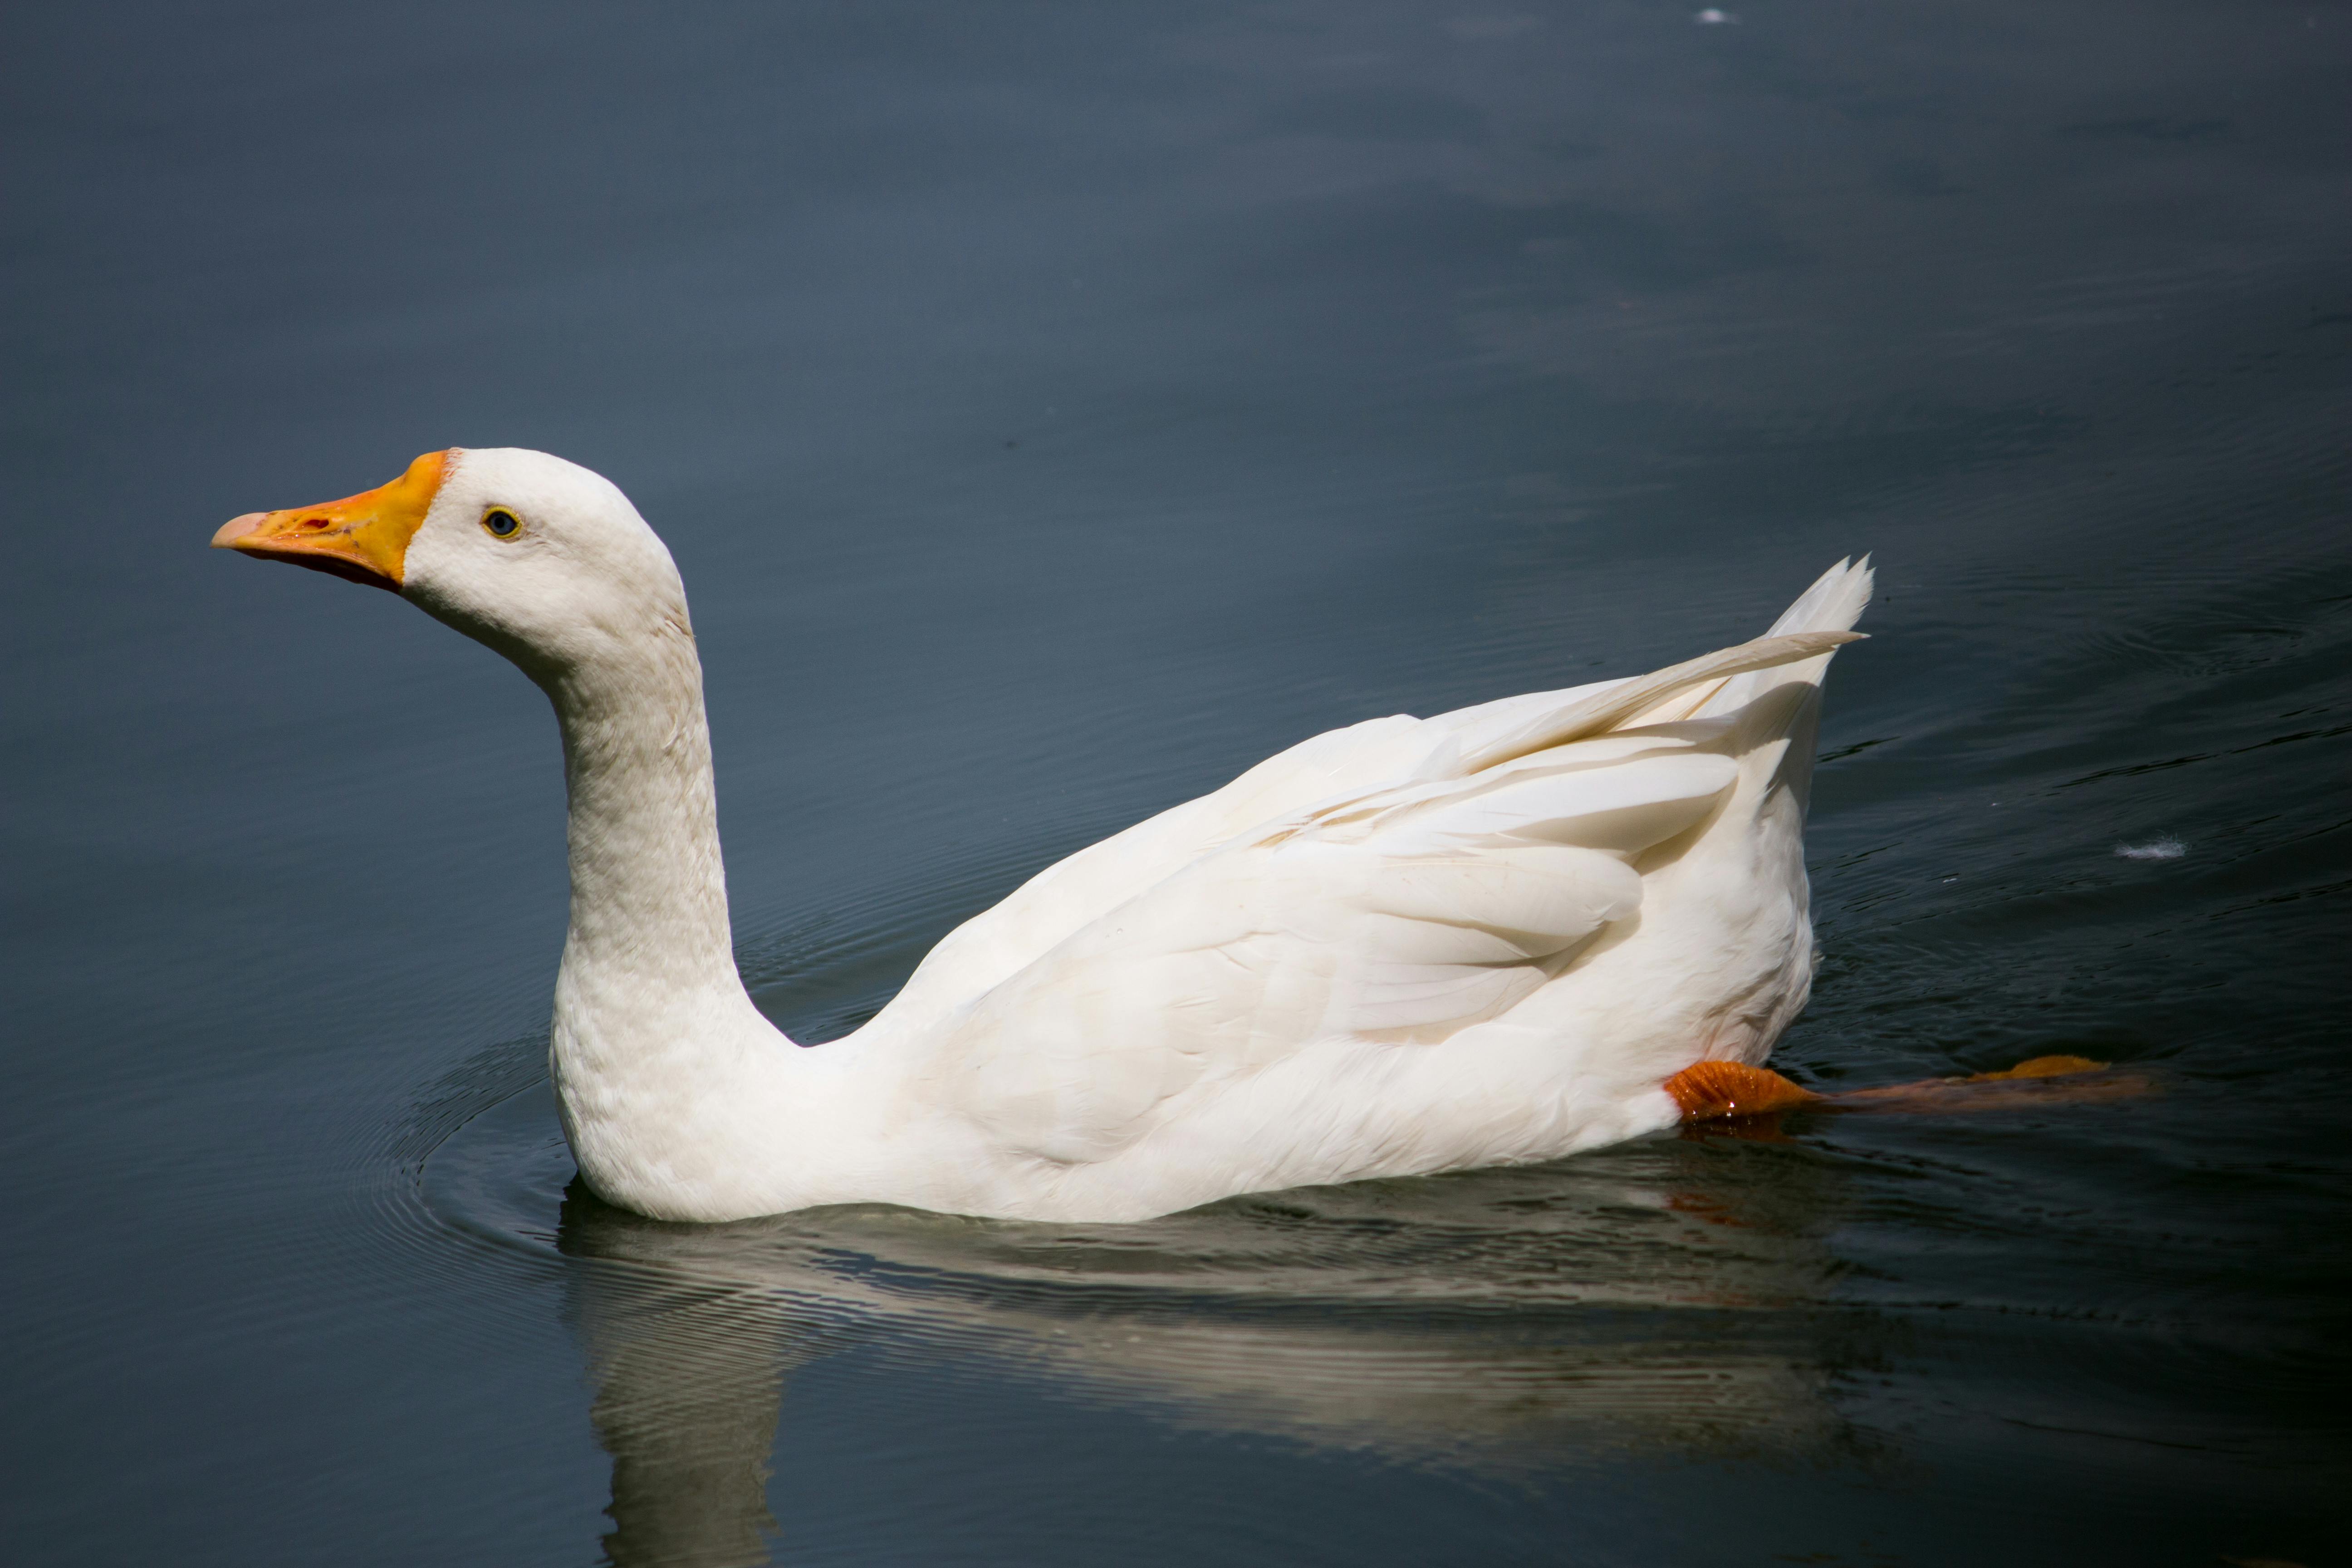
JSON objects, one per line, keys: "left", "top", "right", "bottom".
{"left": 482, "top": 509, "right": 521, "bottom": 539}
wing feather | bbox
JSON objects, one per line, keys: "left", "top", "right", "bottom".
{"left": 877, "top": 607, "right": 1855, "bottom": 1061}
{"left": 940, "top": 737, "right": 1736, "bottom": 1161}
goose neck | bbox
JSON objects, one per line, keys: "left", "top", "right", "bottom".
{"left": 544, "top": 627, "right": 740, "bottom": 997}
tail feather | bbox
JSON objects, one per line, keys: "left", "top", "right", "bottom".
{"left": 1427, "top": 559, "right": 1874, "bottom": 774}
{"left": 1456, "top": 629, "right": 1863, "bottom": 774}
{"left": 1627, "top": 557, "right": 1874, "bottom": 726}
{"left": 1701, "top": 554, "right": 1873, "bottom": 719}
{"left": 1765, "top": 555, "right": 1875, "bottom": 638}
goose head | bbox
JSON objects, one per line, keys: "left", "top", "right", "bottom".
{"left": 212, "top": 447, "right": 689, "bottom": 683}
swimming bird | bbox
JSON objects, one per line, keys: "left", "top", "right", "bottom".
{"left": 213, "top": 447, "right": 1874, "bottom": 1223}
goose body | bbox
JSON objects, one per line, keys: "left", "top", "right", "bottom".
{"left": 214, "top": 448, "right": 1869, "bottom": 1223}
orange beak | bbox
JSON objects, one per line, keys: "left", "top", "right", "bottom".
{"left": 211, "top": 450, "right": 453, "bottom": 592}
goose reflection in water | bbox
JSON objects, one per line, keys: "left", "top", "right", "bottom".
{"left": 552, "top": 1122, "right": 1888, "bottom": 1567}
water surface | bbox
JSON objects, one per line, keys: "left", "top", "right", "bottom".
{"left": 4, "top": 2, "right": 2348, "bottom": 1563}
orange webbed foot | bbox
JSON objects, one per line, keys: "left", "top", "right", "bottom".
{"left": 1664, "top": 1060, "right": 1822, "bottom": 1122}
{"left": 1831, "top": 1053, "right": 2150, "bottom": 1111}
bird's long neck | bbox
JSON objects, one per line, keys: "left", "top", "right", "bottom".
{"left": 536, "top": 622, "right": 806, "bottom": 1219}
{"left": 548, "top": 623, "right": 740, "bottom": 1000}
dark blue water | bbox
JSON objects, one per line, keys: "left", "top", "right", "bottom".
{"left": 5, "top": 3, "right": 2348, "bottom": 1563}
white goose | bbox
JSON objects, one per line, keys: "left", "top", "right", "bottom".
{"left": 215, "top": 447, "right": 1872, "bottom": 1224}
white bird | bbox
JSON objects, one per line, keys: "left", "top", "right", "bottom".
{"left": 214, "top": 447, "right": 1870, "bottom": 1224}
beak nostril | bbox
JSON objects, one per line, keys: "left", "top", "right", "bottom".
{"left": 300, "top": 517, "right": 330, "bottom": 530}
